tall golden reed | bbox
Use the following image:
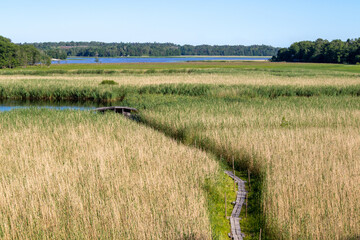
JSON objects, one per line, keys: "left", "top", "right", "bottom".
{"left": 141, "top": 96, "right": 360, "bottom": 239}
{"left": 0, "top": 109, "right": 219, "bottom": 239}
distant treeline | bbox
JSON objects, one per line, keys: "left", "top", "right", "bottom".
{"left": 0, "top": 36, "right": 51, "bottom": 68}
{"left": 272, "top": 38, "right": 360, "bottom": 64}
{"left": 30, "top": 42, "right": 279, "bottom": 59}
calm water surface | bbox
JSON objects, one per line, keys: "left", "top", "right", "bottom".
{"left": 0, "top": 105, "right": 94, "bottom": 112}
{"left": 52, "top": 56, "right": 270, "bottom": 64}
{"left": 0, "top": 100, "right": 117, "bottom": 112}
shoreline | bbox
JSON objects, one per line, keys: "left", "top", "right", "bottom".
{"left": 62, "top": 55, "right": 272, "bottom": 59}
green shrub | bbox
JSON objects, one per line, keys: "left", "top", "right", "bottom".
{"left": 100, "top": 80, "right": 118, "bottom": 85}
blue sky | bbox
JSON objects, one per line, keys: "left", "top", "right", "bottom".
{"left": 1, "top": 0, "right": 360, "bottom": 47}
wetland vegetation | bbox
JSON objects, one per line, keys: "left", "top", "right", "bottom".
{"left": 0, "top": 61, "right": 359, "bottom": 239}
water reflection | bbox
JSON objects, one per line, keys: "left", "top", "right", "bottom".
{"left": 0, "top": 100, "right": 122, "bottom": 112}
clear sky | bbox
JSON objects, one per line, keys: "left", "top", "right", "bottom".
{"left": 1, "top": 0, "right": 359, "bottom": 47}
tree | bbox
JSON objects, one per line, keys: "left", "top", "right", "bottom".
{"left": 94, "top": 52, "right": 99, "bottom": 63}
{"left": 0, "top": 36, "right": 20, "bottom": 68}
{"left": 272, "top": 38, "right": 360, "bottom": 64}
{"left": 355, "top": 55, "right": 360, "bottom": 64}
{"left": 30, "top": 41, "right": 280, "bottom": 57}
{"left": 0, "top": 35, "right": 51, "bottom": 68}
{"left": 40, "top": 52, "right": 52, "bottom": 66}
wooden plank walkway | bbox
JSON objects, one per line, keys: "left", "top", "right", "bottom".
{"left": 225, "top": 170, "right": 247, "bottom": 240}
{"left": 94, "top": 106, "right": 138, "bottom": 113}
{"left": 94, "top": 106, "right": 138, "bottom": 118}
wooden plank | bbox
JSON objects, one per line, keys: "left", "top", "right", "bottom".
{"left": 94, "top": 106, "right": 138, "bottom": 112}
{"left": 225, "top": 170, "right": 247, "bottom": 240}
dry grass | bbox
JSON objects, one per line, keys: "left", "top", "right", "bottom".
{"left": 1, "top": 62, "right": 360, "bottom": 239}
{"left": 0, "top": 109, "right": 219, "bottom": 239}
{"left": 140, "top": 96, "right": 360, "bottom": 239}
{"left": 1, "top": 71, "right": 360, "bottom": 87}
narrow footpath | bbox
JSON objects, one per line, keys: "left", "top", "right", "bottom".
{"left": 225, "top": 170, "right": 247, "bottom": 240}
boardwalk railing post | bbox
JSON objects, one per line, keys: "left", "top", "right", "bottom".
{"left": 246, "top": 194, "right": 248, "bottom": 218}
{"left": 259, "top": 228, "right": 262, "bottom": 240}
{"left": 225, "top": 192, "right": 227, "bottom": 218}
{"left": 248, "top": 169, "right": 251, "bottom": 191}
{"left": 232, "top": 157, "right": 236, "bottom": 193}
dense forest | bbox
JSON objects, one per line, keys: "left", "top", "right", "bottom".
{"left": 0, "top": 36, "right": 51, "bottom": 68}
{"left": 30, "top": 42, "right": 279, "bottom": 59}
{"left": 272, "top": 38, "right": 360, "bottom": 64}
{"left": 4, "top": 35, "right": 360, "bottom": 66}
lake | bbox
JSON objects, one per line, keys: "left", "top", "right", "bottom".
{"left": 52, "top": 56, "right": 270, "bottom": 64}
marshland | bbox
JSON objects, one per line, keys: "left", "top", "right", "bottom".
{"left": 0, "top": 61, "right": 359, "bottom": 239}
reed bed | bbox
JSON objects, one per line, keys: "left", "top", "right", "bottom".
{"left": 1, "top": 70, "right": 360, "bottom": 87}
{"left": 1, "top": 63, "right": 360, "bottom": 101}
{"left": 1, "top": 61, "right": 360, "bottom": 239}
{"left": 0, "top": 82, "right": 360, "bottom": 102}
{"left": 135, "top": 95, "right": 360, "bottom": 239}
{"left": 0, "top": 109, "right": 220, "bottom": 239}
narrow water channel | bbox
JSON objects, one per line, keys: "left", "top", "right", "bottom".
{"left": 0, "top": 100, "right": 122, "bottom": 112}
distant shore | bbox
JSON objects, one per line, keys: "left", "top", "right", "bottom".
{"left": 51, "top": 56, "right": 270, "bottom": 64}
{"left": 62, "top": 55, "right": 272, "bottom": 59}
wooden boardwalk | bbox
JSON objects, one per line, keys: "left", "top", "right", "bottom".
{"left": 94, "top": 106, "right": 138, "bottom": 118}
{"left": 94, "top": 106, "right": 138, "bottom": 113}
{"left": 225, "top": 170, "right": 247, "bottom": 240}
